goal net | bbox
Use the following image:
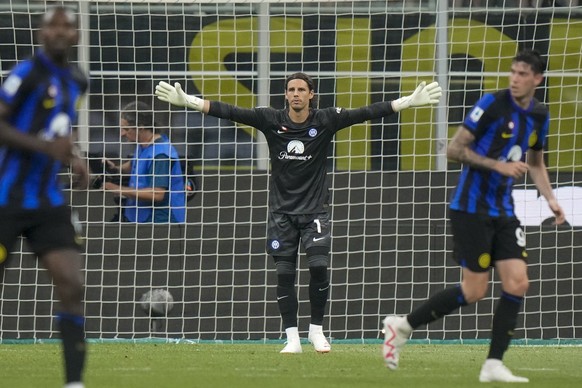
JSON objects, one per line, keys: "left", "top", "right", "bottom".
{"left": 0, "top": 0, "right": 580, "bottom": 343}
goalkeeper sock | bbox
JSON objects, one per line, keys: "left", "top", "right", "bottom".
{"left": 407, "top": 285, "right": 467, "bottom": 329}
{"left": 308, "top": 266, "right": 329, "bottom": 326}
{"left": 277, "top": 274, "right": 298, "bottom": 329}
{"left": 57, "top": 312, "right": 86, "bottom": 384}
{"left": 285, "top": 327, "right": 300, "bottom": 343}
{"left": 487, "top": 292, "right": 523, "bottom": 360}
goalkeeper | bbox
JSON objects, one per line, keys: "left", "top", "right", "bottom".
{"left": 156, "top": 73, "right": 441, "bottom": 353}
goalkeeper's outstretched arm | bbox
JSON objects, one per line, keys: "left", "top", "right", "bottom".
{"left": 391, "top": 81, "right": 442, "bottom": 112}
{"left": 155, "top": 81, "right": 210, "bottom": 113}
{"left": 156, "top": 80, "right": 442, "bottom": 114}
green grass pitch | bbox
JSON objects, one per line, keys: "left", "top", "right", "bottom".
{"left": 1, "top": 343, "right": 581, "bottom": 387}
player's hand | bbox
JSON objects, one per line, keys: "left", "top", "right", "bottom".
{"left": 102, "top": 158, "right": 119, "bottom": 172}
{"left": 47, "top": 136, "right": 74, "bottom": 164}
{"left": 495, "top": 160, "right": 528, "bottom": 179}
{"left": 392, "top": 81, "right": 442, "bottom": 112}
{"left": 103, "top": 181, "right": 121, "bottom": 192}
{"left": 548, "top": 198, "right": 566, "bottom": 225}
{"left": 70, "top": 156, "right": 89, "bottom": 190}
{"left": 155, "top": 81, "right": 204, "bottom": 111}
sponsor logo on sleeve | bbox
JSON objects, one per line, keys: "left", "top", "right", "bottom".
{"left": 469, "top": 107, "right": 484, "bottom": 122}
{"left": 2, "top": 74, "right": 22, "bottom": 96}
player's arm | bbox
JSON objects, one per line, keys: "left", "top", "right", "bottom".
{"left": 120, "top": 160, "right": 132, "bottom": 173}
{"left": 0, "top": 101, "right": 74, "bottom": 163}
{"left": 69, "top": 154, "right": 89, "bottom": 190}
{"left": 104, "top": 158, "right": 132, "bottom": 174}
{"left": 336, "top": 81, "right": 442, "bottom": 129}
{"left": 526, "top": 148, "right": 565, "bottom": 225}
{"left": 155, "top": 81, "right": 209, "bottom": 113}
{"left": 103, "top": 155, "right": 170, "bottom": 203}
{"left": 391, "top": 81, "right": 442, "bottom": 112}
{"left": 68, "top": 130, "right": 89, "bottom": 190}
{"left": 103, "top": 182, "right": 166, "bottom": 202}
{"left": 155, "top": 81, "right": 264, "bottom": 129}
{"left": 447, "top": 125, "right": 528, "bottom": 179}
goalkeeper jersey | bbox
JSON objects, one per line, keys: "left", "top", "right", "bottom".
{"left": 208, "top": 101, "right": 395, "bottom": 214}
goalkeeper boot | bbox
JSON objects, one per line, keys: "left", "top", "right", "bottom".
{"left": 280, "top": 327, "right": 302, "bottom": 354}
{"left": 280, "top": 340, "right": 302, "bottom": 354}
{"left": 479, "top": 359, "right": 529, "bottom": 383}
{"left": 382, "top": 316, "right": 412, "bottom": 370}
{"left": 308, "top": 324, "right": 331, "bottom": 353}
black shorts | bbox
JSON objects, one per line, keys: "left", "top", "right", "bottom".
{"left": 449, "top": 209, "right": 527, "bottom": 272}
{"left": 0, "top": 206, "right": 82, "bottom": 264}
{"left": 266, "top": 212, "right": 331, "bottom": 257}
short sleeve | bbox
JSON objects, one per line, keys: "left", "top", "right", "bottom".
{"left": 530, "top": 114, "right": 549, "bottom": 151}
{"left": 462, "top": 93, "right": 496, "bottom": 139}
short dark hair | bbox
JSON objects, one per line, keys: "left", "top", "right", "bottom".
{"left": 513, "top": 49, "right": 546, "bottom": 74}
{"left": 121, "top": 101, "right": 154, "bottom": 130}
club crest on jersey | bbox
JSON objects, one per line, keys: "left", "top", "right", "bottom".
{"left": 335, "top": 107, "right": 342, "bottom": 114}
{"left": 271, "top": 240, "right": 280, "bottom": 250}
{"left": 308, "top": 128, "right": 318, "bottom": 137}
{"left": 48, "top": 84, "right": 58, "bottom": 97}
{"left": 469, "top": 107, "right": 484, "bottom": 122}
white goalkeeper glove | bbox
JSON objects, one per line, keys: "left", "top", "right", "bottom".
{"left": 391, "top": 81, "right": 442, "bottom": 113}
{"left": 155, "top": 81, "right": 205, "bottom": 112}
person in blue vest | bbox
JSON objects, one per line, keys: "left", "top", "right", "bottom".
{"left": 103, "top": 101, "right": 186, "bottom": 223}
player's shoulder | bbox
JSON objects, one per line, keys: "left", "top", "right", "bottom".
{"left": 464, "top": 91, "right": 507, "bottom": 127}
{"left": 69, "top": 64, "right": 89, "bottom": 92}
{"left": 9, "top": 57, "right": 36, "bottom": 76}
{"left": 484, "top": 89, "right": 509, "bottom": 107}
{"left": 474, "top": 89, "right": 511, "bottom": 116}
{"left": 530, "top": 98, "right": 549, "bottom": 118}
{"left": 253, "top": 105, "right": 280, "bottom": 114}
{"left": 254, "top": 106, "right": 285, "bottom": 120}
{"left": 3, "top": 57, "right": 36, "bottom": 84}
{"left": 316, "top": 106, "right": 343, "bottom": 114}
{"left": 0, "top": 58, "right": 37, "bottom": 99}
{"left": 311, "top": 106, "right": 343, "bottom": 121}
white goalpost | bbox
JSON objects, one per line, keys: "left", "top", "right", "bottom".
{"left": 0, "top": 0, "right": 580, "bottom": 343}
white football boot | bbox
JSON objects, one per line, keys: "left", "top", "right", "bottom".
{"left": 280, "top": 327, "right": 302, "bottom": 354}
{"left": 479, "top": 359, "right": 529, "bottom": 383}
{"left": 382, "top": 316, "right": 412, "bottom": 370}
{"left": 308, "top": 324, "right": 331, "bottom": 353}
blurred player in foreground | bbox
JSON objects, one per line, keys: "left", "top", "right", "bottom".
{"left": 382, "top": 49, "right": 565, "bottom": 383}
{"left": 0, "top": 6, "right": 88, "bottom": 388}
{"left": 156, "top": 72, "right": 441, "bottom": 353}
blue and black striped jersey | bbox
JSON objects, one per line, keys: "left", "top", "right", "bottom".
{"left": 0, "top": 50, "right": 87, "bottom": 210}
{"left": 449, "top": 89, "right": 549, "bottom": 217}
